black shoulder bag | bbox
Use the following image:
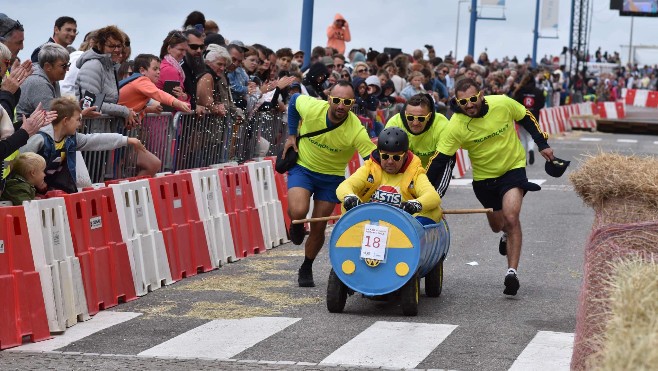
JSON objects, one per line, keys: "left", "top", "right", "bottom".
{"left": 275, "top": 124, "right": 341, "bottom": 174}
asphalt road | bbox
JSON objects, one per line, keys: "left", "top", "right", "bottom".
{"left": 2, "top": 130, "right": 656, "bottom": 370}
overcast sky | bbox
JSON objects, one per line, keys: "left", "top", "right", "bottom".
{"left": 4, "top": 0, "right": 658, "bottom": 65}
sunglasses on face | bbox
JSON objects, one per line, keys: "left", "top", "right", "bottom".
{"left": 381, "top": 153, "right": 404, "bottom": 161}
{"left": 341, "top": 74, "right": 350, "bottom": 78}
{"left": 405, "top": 112, "right": 431, "bottom": 123}
{"left": 335, "top": 63, "right": 344, "bottom": 69}
{"left": 2, "top": 59, "right": 10, "bottom": 67}
{"left": 329, "top": 96, "right": 355, "bottom": 106}
{"left": 189, "top": 43, "right": 205, "bottom": 51}
{"left": 356, "top": 68, "right": 367, "bottom": 74}
{"left": 456, "top": 92, "right": 480, "bottom": 106}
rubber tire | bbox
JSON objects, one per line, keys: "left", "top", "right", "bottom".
{"left": 424, "top": 259, "right": 444, "bottom": 298}
{"left": 326, "top": 269, "right": 348, "bottom": 313}
{"left": 399, "top": 273, "right": 419, "bottom": 316}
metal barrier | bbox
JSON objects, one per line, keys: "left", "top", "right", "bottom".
{"left": 79, "top": 111, "right": 288, "bottom": 182}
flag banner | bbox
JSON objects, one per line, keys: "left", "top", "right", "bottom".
{"left": 540, "top": 0, "right": 559, "bottom": 34}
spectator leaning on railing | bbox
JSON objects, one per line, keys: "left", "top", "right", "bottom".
{"left": 75, "top": 25, "right": 139, "bottom": 127}
{"left": 197, "top": 44, "right": 244, "bottom": 121}
{"left": 118, "top": 53, "right": 192, "bottom": 116}
{"left": 156, "top": 30, "right": 191, "bottom": 111}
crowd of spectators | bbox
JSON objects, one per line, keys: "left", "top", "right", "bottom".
{"left": 0, "top": 9, "right": 649, "bottom": 206}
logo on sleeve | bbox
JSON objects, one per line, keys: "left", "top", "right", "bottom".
{"left": 370, "top": 185, "right": 402, "bottom": 207}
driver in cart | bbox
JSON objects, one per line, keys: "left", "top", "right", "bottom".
{"left": 336, "top": 127, "right": 442, "bottom": 224}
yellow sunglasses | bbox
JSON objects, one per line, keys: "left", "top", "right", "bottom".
{"left": 329, "top": 96, "right": 355, "bottom": 106}
{"left": 405, "top": 112, "right": 432, "bottom": 123}
{"left": 456, "top": 92, "right": 481, "bottom": 106}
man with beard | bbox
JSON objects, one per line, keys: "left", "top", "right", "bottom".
{"left": 431, "top": 78, "right": 561, "bottom": 297}
{"left": 282, "top": 81, "right": 376, "bottom": 287}
{"left": 386, "top": 94, "right": 455, "bottom": 196}
{"left": 31, "top": 17, "right": 78, "bottom": 63}
{"left": 182, "top": 29, "right": 206, "bottom": 113}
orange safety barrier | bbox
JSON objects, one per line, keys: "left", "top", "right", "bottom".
{"left": 220, "top": 166, "right": 266, "bottom": 257}
{"left": 0, "top": 206, "right": 51, "bottom": 349}
{"left": 264, "top": 156, "right": 291, "bottom": 236}
{"left": 63, "top": 187, "right": 137, "bottom": 315}
{"left": 149, "top": 173, "right": 214, "bottom": 280}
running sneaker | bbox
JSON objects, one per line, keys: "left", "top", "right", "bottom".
{"left": 298, "top": 267, "right": 315, "bottom": 287}
{"left": 499, "top": 233, "right": 508, "bottom": 256}
{"left": 503, "top": 270, "right": 520, "bottom": 296}
{"left": 289, "top": 223, "right": 305, "bottom": 245}
{"left": 528, "top": 150, "right": 535, "bottom": 165}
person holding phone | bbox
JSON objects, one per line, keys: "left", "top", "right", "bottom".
{"left": 75, "top": 25, "right": 138, "bottom": 127}
{"left": 156, "top": 30, "right": 190, "bottom": 108}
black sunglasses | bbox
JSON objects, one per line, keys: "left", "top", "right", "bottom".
{"left": 1, "top": 19, "right": 23, "bottom": 38}
{"left": 381, "top": 153, "right": 403, "bottom": 161}
{"left": 188, "top": 44, "right": 205, "bottom": 51}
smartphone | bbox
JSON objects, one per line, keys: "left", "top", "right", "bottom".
{"left": 81, "top": 90, "right": 104, "bottom": 111}
{"left": 162, "top": 80, "right": 181, "bottom": 112}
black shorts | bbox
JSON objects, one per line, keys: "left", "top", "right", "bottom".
{"left": 471, "top": 168, "right": 540, "bottom": 211}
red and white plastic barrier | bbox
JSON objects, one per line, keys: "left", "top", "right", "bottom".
{"left": 24, "top": 198, "right": 90, "bottom": 332}
{"left": 623, "top": 88, "right": 658, "bottom": 108}
{"left": 110, "top": 179, "right": 174, "bottom": 296}
{"left": 188, "top": 168, "right": 237, "bottom": 267}
{"left": 0, "top": 206, "right": 51, "bottom": 349}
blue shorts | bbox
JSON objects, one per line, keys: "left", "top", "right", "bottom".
{"left": 287, "top": 164, "right": 344, "bottom": 203}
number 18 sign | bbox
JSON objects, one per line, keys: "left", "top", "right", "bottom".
{"left": 360, "top": 224, "right": 389, "bottom": 261}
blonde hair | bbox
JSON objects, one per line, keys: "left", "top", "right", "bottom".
{"left": 408, "top": 71, "right": 424, "bottom": 81}
{"left": 11, "top": 152, "right": 46, "bottom": 178}
{"left": 50, "top": 96, "right": 81, "bottom": 125}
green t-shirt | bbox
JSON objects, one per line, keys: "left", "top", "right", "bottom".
{"left": 295, "top": 96, "right": 376, "bottom": 176}
{"left": 387, "top": 112, "right": 450, "bottom": 168}
{"left": 437, "top": 95, "right": 527, "bottom": 180}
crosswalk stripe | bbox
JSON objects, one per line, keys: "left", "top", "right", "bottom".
{"left": 579, "top": 138, "right": 602, "bottom": 142}
{"left": 137, "top": 317, "right": 300, "bottom": 359}
{"left": 451, "top": 179, "right": 547, "bottom": 186}
{"left": 508, "top": 331, "right": 574, "bottom": 371}
{"left": 319, "top": 321, "right": 457, "bottom": 369}
{"left": 616, "top": 139, "right": 638, "bottom": 143}
{"left": 451, "top": 179, "right": 473, "bottom": 186}
{"left": 9, "top": 311, "right": 142, "bottom": 352}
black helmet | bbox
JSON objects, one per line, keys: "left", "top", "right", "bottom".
{"left": 378, "top": 127, "right": 409, "bottom": 153}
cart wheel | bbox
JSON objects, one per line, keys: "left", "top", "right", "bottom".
{"left": 327, "top": 269, "right": 348, "bottom": 313}
{"left": 399, "top": 273, "right": 419, "bottom": 316}
{"left": 425, "top": 259, "right": 444, "bottom": 298}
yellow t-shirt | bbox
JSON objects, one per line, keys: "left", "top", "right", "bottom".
{"left": 387, "top": 112, "right": 450, "bottom": 168}
{"left": 295, "top": 95, "right": 376, "bottom": 176}
{"left": 438, "top": 95, "right": 529, "bottom": 180}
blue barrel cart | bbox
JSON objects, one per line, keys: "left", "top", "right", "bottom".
{"left": 327, "top": 203, "right": 450, "bottom": 316}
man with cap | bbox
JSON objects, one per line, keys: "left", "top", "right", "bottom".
{"left": 337, "top": 126, "right": 442, "bottom": 225}
{"left": 0, "top": 14, "right": 24, "bottom": 62}
{"left": 226, "top": 40, "right": 251, "bottom": 112}
{"left": 292, "top": 50, "right": 304, "bottom": 68}
{"left": 430, "top": 78, "right": 566, "bottom": 296}
{"left": 283, "top": 81, "right": 376, "bottom": 287}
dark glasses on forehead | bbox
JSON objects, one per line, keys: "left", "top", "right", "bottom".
{"left": 405, "top": 112, "right": 432, "bottom": 123}
{"left": 381, "top": 153, "right": 403, "bottom": 161}
{"left": 1, "top": 19, "right": 23, "bottom": 37}
{"left": 329, "top": 96, "right": 355, "bottom": 106}
{"left": 456, "top": 92, "right": 480, "bottom": 106}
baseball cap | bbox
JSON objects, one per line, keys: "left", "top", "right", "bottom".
{"left": 293, "top": 50, "right": 304, "bottom": 56}
{"left": 227, "top": 40, "right": 249, "bottom": 52}
{"left": 545, "top": 157, "right": 571, "bottom": 178}
{"left": 321, "top": 56, "right": 334, "bottom": 66}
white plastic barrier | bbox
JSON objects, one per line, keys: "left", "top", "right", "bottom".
{"left": 110, "top": 179, "right": 174, "bottom": 296}
{"left": 246, "top": 161, "right": 289, "bottom": 248}
{"left": 23, "top": 198, "right": 90, "bottom": 332}
{"left": 187, "top": 168, "right": 237, "bottom": 267}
